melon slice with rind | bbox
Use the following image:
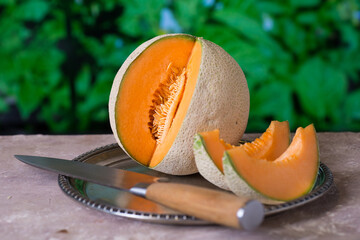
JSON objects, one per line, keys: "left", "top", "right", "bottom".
{"left": 193, "top": 130, "right": 233, "bottom": 190}
{"left": 194, "top": 121, "right": 290, "bottom": 190}
{"left": 223, "top": 124, "right": 319, "bottom": 204}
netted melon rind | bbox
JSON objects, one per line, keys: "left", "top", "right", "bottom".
{"left": 193, "top": 134, "right": 230, "bottom": 190}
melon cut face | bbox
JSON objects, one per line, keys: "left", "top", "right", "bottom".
{"left": 241, "top": 120, "right": 290, "bottom": 161}
{"left": 223, "top": 124, "right": 319, "bottom": 204}
{"left": 193, "top": 120, "right": 290, "bottom": 190}
{"left": 109, "top": 34, "right": 249, "bottom": 175}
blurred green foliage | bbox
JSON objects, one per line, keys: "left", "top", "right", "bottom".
{"left": 0, "top": 0, "right": 359, "bottom": 134}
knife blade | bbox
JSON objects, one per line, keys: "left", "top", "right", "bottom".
{"left": 15, "top": 154, "right": 264, "bottom": 230}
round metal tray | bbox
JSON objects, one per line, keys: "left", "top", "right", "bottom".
{"left": 58, "top": 143, "right": 334, "bottom": 225}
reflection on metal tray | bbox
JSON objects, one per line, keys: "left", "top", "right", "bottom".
{"left": 58, "top": 143, "right": 334, "bottom": 225}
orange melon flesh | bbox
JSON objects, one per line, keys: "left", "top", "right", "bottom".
{"left": 150, "top": 40, "right": 202, "bottom": 167}
{"left": 198, "top": 129, "right": 234, "bottom": 172}
{"left": 226, "top": 124, "right": 319, "bottom": 201}
{"left": 242, "top": 120, "right": 290, "bottom": 160}
{"left": 115, "top": 36, "right": 201, "bottom": 167}
{"left": 199, "top": 120, "right": 289, "bottom": 173}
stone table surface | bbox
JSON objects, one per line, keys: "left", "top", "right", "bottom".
{"left": 1, "top": 133, "right": 359, "bottom": 240}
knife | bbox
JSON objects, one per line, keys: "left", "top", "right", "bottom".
{"left": 15, "top": 154, "right": 264, "bottom": 230}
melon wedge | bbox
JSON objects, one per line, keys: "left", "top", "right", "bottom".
{"left": 193, "top": 129, "right": 233, "bottom": 190}
{"left": 109, "top": 34, "right": 249, "bottom": 175}
{"left": 223, "top": 124, "right": 319, "bottom": 204}
{"left": 193, "top": 120, "right": 290, "bottom": 190}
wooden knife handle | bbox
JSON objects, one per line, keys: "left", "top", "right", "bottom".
{"left": 131, "top": 182, "right": 264, "bottom": 230}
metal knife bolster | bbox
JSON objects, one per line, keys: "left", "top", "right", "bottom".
{"left": 129, "top": 182, "right": 152, "bottom": 197}
{"left": 129, "top": 176, "right": 170, "bottom": 197}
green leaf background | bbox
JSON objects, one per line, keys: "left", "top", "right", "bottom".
{"left": 0, "top": 0, "right": 359, "bottom": 134}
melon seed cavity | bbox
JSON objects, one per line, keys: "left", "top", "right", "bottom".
{"left": 149, "top": 63, "right": 187, "bottom": 144}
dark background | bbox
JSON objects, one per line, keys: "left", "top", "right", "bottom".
{"left": 0, "top": 0, "right": 359, "bottom": 135}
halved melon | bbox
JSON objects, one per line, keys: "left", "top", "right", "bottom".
{"left": 109, "top": 34, "right": 249, "bottom": 175}
{"left": 223, "top": 124, "right": 319, "bottom": 204}
{"left": 193, "top": 120, "right": 290, "bottom": 190}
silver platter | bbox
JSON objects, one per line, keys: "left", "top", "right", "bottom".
{"left": 58, "top": 143, "right": 334, "bottom": 225}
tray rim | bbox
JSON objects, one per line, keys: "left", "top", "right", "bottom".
{"left": 58, "top": 143, "right": 334, "bottom": 224}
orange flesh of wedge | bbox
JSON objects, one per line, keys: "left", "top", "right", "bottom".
{"left": 227, "top": 124, "right": 319, "bottom": 201}
{"left": 199, "top": 120, "right": 290, "bottom": 173}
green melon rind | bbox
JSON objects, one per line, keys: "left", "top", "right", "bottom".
{"left": 222, "top": 152, "right": 284, "bottom": 205}
{"left": 193, "top": 134, "right": 230, "bottom": 190}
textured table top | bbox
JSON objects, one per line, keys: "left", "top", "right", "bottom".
{"left": 1, "top": 133, "right": 360, "bottom": 240}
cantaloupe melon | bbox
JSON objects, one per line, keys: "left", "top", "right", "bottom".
{"left": 223, "top": 124, "right": 319, "bottom": 204}
{"left": 193, "top": 121, "right": 290, "bottom": 190}
{"left": 109, "top": 34, "right": 249, "bottom": 175}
